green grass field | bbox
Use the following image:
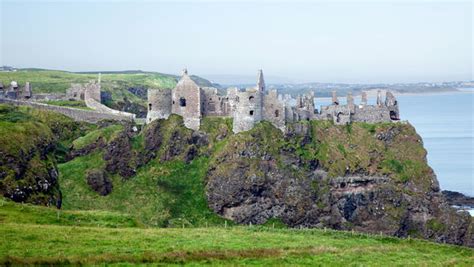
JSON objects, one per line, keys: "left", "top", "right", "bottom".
{"left": 0, "top": 69, "right": 178, "bottom": 111}
{"left": 0, "top": 199, "right": 473, "bottom": 266}
{"left": 0, "top": 69, "right": 177, "bottom": 94}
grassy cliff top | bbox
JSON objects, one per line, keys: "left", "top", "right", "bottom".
{"left": 0, "top": 69, "right": 178, "bottom": 94}
{"left": 1, "top": 199, "right": 472, "bottom": 266}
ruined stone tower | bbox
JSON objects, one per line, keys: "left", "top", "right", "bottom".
{"left": 171, "top": 69, "right": 202, "bottom": 130}
{"left": 232, "top": 70, "right": 265, "bottom": 133}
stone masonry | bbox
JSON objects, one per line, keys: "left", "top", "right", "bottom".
{"left": 147, "top": 69, "right": 401, "bottom": 133}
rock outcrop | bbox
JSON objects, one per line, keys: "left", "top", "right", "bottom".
{"left": 86, "top": 169, "right": 113, "bottom": 196}
{"left": 206, "top": 121, "right": 474, "bottom": 247}
{"left": 0, "top": 104, "right": 90, "bottom": 207}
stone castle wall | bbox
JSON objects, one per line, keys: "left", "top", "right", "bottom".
{"left": 351, "top": 105, "right": 391, "bottom": 123}
{"left": 82, "top": 80, "right": 135, "bottom": 120}
{"left": 201, "top": 87, "right": 231, "bottom": 117}
{"left": 146, "top": 70, "right": 400, "bottom": 133}
{"left": 232, "top": 89, "right": 263, "bottom": 133}
{"left": 0, "top": 98, "right": 134, "bottom": 123}
{"left": 262, "top": 90, "right": 286, "bottom": 131}
{"left": 147, "top": 88, "right": 172, "bottom": 123}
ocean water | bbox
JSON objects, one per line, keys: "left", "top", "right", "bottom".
{"left": 315, "top": 91, "right": 474, "bottom": 197}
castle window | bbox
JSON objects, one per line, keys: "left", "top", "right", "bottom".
{"left": 249, "top": 110, "right": 254, "bottom": 116}
{"left": 148, "top": 103, "right": 152, "bottom": 111}
{"left": 390, "top": 111, "right": 399, "bottom": 120}
{"left": 179, "top": 97, "right": 186, "bottom": 107}
{"left": 249, "top": 96, "right": 255, "bottom": 102}
{"left": 173, "top": 100, "right": 175, "bottom": 104}
{"left": 275, "top": 110, "right": 279, "bottom": 117}
{"left": 336, "top": 112, "right": 343, "bottom": 123}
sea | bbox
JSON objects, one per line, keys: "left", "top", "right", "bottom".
{"left": 316, "top": 90, "right": 474, "bottom": 210}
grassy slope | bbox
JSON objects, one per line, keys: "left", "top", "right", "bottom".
{"left": 0, "top": 69, "right": 178, "bottom": 109}
{"left": 0, "top": 200, "right": 472, "bottom": 265}
{"left": 0, "top": 69, "right": 177, "bottom": 94}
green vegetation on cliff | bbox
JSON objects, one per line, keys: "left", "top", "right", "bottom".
{"left": 1, "top": 104, "right": 472, "bottom": 254}
{"left": 58, "top": 115, "right": 228, "bottom": 227}
{"left": 0, "top": 69, "right": 177, "bottom": 94}
{"left": 0, "top": 105, "right": 94, "bottom": 205}
{"left": 1, "top": 199, "right": 473, "bottom": 265}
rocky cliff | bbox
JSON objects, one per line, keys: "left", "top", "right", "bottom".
{"left": 205, "top": 121, "right": 473, "bottom": 247}
{"left": 1, "top": 105, "right": 472, "bottom": 247}
{"left": 0, "top": 105, "right": 92, "bottom": 206}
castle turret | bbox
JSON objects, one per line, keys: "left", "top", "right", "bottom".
{"left": 257, "top": 69, "right": 265, "bottom": 92}
{"left": 376, "top": 90, "right": 383, "bottom": 106}
{"left": 332, "top": 91, "right": 339, "bottom": 105}
{"left": 385, "top": 91, "right": 400, "bottom": 120}
{"left": 22, "top": 82, "right": 32, "bottom": 99}
{"left": 347, "top": 92, "right": 355, "bottom": 113}
{"left": 361, "top": 92, "right": 368, "bottom": 106}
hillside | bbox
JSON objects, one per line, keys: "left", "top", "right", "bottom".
{"left": 0, "top": 104, "right": 472, "bottom": 248}
{"left": 1, "top": 199, "right": 473, "bottom": 265}
{"left": 0, "top": 69, "right": 216, "bottom": 117}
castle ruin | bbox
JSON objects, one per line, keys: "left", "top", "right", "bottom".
{"left": 0, "top": 81, "right": 32, "bottom": 100}
{"left": 146, "top": 69, "right": 400, "bottom": 133}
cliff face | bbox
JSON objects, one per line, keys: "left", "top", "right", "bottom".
{"left": 2, "top": 105, "right": 472, "bottom": 247}
{"left": 0, "top": 105, "right": 91, "bottom": 206}
{"left": 206, "top": 121, "right": 473, "bottom": 247}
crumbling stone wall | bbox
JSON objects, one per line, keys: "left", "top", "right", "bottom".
{"left": 147, "top": 88, "right": 172, "bottom": 123}
{"left": 201, "top": 87, "right": 231, "bottom": 116}
{"left": 145, "top": 69, "right": 401, "bottom": 134}
{"left": 262, "top": 89, "right": 286, "bottom": 131}
{"left": 351, "top": 105, "right": 391, "bottom": 123}
{"left": 66, "top": 84, "right": 86, "bottom": 101}
{"left": 232, "top": 89, "right": 263, "bottom": 133}
{"left": 293, "top": 92, "right": 316, "bottom": 121}
{"left": 0, "top": 98, "right": 134, "bottom": 123}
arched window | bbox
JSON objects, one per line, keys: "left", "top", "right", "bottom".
{"left": 148, "top": 103, "right": 152, "bottom": 111}
{"left": 179, "top": 97, "right": 186, "bottom": 107}
{"left": 249, "top": 110, "right": 254, "bottom": 116}
{"left": 275, "top": 110, "right": 279, "bottom": 117}
{"left": 249, "top": 96, "right": 255, "bottom": 102}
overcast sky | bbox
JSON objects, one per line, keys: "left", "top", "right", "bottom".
{"left": 1, "top": 1, "right": 472, "bottom": 83}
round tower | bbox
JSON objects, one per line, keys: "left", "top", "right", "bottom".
{"left": 232, "top": 89, "right": 263, "bottom": 133}
{"left": 147, "top": 88, "right": 172, "bottom": 123}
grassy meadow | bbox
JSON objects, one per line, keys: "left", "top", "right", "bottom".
{"left": 0, "top": 199, "right": 473, "bottom": 266}
{"left": 0, "top": 69, "right": 177, "bottom": 94}
{"left": 0, "top": 69, "right": 178, "bottom": 112}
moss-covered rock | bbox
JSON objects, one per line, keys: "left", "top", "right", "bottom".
{"left": 206, "top": 120, "right": 473, "bottom": 247}
{"left": 2, "top": 104, "right": 471, "bottom": 246}
{"left": 0, "top": 105, "right": 92, "bottom": 206}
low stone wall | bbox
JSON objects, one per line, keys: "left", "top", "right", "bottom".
{"left": 30, "top": 93, "right": 67, "bottom": 101}
{"left": 0, "top": 98, "right": 134, "bottom": 123}
{"left": 83, "top": 86, "right": 135, "bottom": 119}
